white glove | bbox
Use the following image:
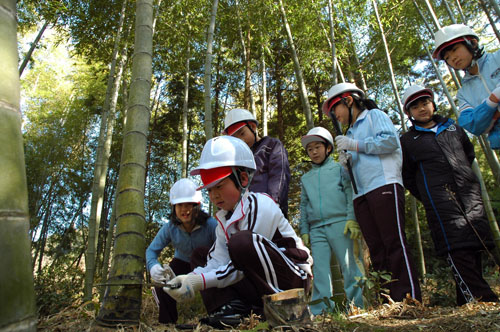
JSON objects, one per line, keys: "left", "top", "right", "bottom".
{"left": 164, "top": 274, "right": 203, "bottom": 302}
{"left": 338, "top": 151, "right": 352, "bottom": 170}
{"left": 335, "top": 135, "right": 358, "bottom": 151}
{"left": 150, "top": 264, "right": 166, "bottom": 283}
{"left": 490, "top": 86, "right": 500, "bottom": 104}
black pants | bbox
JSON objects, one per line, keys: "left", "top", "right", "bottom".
{"left": 354, "top": 183, "right": 422, "bottom": 302}
{"left": 446, "top": 250, "right": 498, "bottom": 305}
{"left": 152, "top": 257, "right": 193, "bottom": 324}
{"left": 191, "top": 230, "right": 310, "bottom": 313}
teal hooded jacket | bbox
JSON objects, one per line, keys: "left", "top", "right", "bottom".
{"left": 299, "top": 157, "right": 355, "bottom": 235}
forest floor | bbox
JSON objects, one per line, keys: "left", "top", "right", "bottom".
{"left": 37, "top": 283, "right": 500, "bottom": 332}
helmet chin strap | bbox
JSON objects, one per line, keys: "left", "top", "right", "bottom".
{"left": 230, "top": 167, "right": 255, "bottom": 211}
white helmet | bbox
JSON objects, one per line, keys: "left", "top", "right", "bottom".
{"left": 169, "top": 178, "right": 203, "bottom": 205}
{"left": 433, "top": 24, "right": 479, "bottom": 60}
{"left": 402, "top": 85, "right": 434, "bottom": 111}
{"left": 301, "top": 127, "right": 334, "bottom": 148}
{"left": 190, "top": 136, "right": 256, "bottom": 189}
{"left": 322, "top": 82, "right": 365, "bottom": 116}
{"left": 223, "top": 108, "right": 258, "bottom": 135}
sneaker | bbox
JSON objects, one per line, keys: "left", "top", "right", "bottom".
{"left": 199, "top": 299, "right": 252, "bottom": 328}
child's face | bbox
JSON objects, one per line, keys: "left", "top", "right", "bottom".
{"left": 332, "top": 97, "right": 351, "bottom": 125}
{"left": 207, "top": 175, "right": 247, "bottom": 211}
{"left": 175, "top": 203, "right": 196, "bottom": 223}
{"left": 443, "top": 43, "right": 473, "bottom": 70}
{"left": 232, "top": 123, "right": 257, "bottom": 148}
{"left": 306, "top": 141, "right": 330, "bottom": 164}
{"left": 408, "top": 98, "right": 434, "bottom": 123}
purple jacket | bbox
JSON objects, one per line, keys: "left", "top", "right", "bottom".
{"left": 250, "top": 136, "right": 291, "bottom": 217}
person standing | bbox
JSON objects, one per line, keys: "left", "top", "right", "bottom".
{"left": 322, "top": 82, "right": 422, "bottom": 303}
{"left": 299, "top": 126, "right": 365, "bottom": 314}
{"left": 400, "top": 85, "right": 498, "bottom": 305}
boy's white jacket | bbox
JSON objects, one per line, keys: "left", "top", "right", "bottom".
{"left": 193, "top": 191, "right": 312, "bottom": 289}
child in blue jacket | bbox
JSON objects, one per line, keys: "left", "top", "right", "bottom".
{"left": 146, "top": 178, "right": 217, "bottom": 324}
{"left": 433, "top": 24, "right": 500, "bottom": 149}
{"left": 299, "top": 126, "right": 364, "bottom": 314}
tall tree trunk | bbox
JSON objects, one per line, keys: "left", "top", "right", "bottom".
{"left": 275, "top": 47, "right": 285, "bottom": 142}
{"left": 84, "top": 0, "right": 129, "bottom": 302}
{"left": 454, "top": 0, "right": 467, "bottom": 23}
{"left": 488, "top": 0, "right": 500, "bottom": 20}
{"left": 371, "top": 0, "right": 406, "bottom": 131}
{"left": 0, "top": 1, "right": 37, "bottom": 330}
{"left": 204, "top": 0, "right": 218, "bottom": 140}
{"left": 442, "top": 0, "right": 457, "bottom": 24}
{"left": 96, "top": 0, "right": 153, "bottom": 326}
{"left": 261, "top": 45, "right": 268, "bottom": 136}
{"left": 411, "top": 197, "right": 426, "bottom": 278}
{"left": 479, "top": 0, "right": 500, "bottom": 43}
{"left": 100, "top": 198, "right": 117, "bottom": 300}
{"left": 278, "top": 0, "right": 314, "bottom": 129}
{"left": 182, "top": 45, "right": 190, "bottom": 178}
{"left": 342, "top": 7, "right": 367, "bottom": 90}
{"left": 19, "top": 20, "right": 49, "bottom": 77}
{"left": 327, "top": 0, "right": 337, "bottom": 85}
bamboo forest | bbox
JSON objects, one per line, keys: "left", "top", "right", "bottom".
{"left": 2, "top": 0, "right": 500, "bottom": 331}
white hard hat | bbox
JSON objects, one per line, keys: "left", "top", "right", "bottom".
{"left": 190, "top": 136, "right": 256, "bottom": 189}
{"left": 301, "top": 127, "right": 334, "bottom": 148}
{"left": 169, "top": 178, "right": 203, "bottom": 205}
{"left": 433, "top": 24, "right": 478, "bottom": 60}
{"left": 402, "top": 85, "right": 434, "bottom": 111}
{"left": 322, "top": 82, "right": 365, "bottom": 116}
{"left": 223, "top": 108, "right": 258, "bottom": 135}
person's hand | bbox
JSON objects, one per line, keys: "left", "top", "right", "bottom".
{"left": 164, "top": 274, "right": 203, "bottom": 302}
{"left": 335, "top": 135, "right": 358, "bottom": 151}
{"left": 490, "top": 86, "right": 500, "bottom": 104}
{"left": 150, "top": 264, "right": 166, "bottom": 284}
{"left": 338, "top": 151, "right": 352, "bottom": 170}
{"left": 344, "top": 220, "right": 362, "bottom": 240}
{"left": 301, "top": 234, "right": 310, "bottom": 246}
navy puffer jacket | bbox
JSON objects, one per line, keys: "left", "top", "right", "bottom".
{"left": 401, "top": 115, "right": 493, "bottom": 255}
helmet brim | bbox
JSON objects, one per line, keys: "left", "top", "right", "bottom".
{"left": 301, "top": 135, "right": 327, "bottom": 149}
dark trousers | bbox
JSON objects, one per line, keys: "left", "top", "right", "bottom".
{"left": 152, "top": 257, "right": 193, "bottom": 324}
{"left": 191, "top": 230, "right": 310, "bottom": 313}
{"left": 446, "top": 250, "right": 498, "bottom": 305}
{"left": 354, "top": 183, "right": 422, "bottom": 302}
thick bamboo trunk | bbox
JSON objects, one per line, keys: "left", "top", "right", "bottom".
{"left": 95, "top": 0, "right": 153, "bottom": 326}
{"left": 0, "top": 1, "right": 37, "bottom": 330}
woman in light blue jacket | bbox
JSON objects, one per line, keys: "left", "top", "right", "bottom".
{"left": 299, "top": 127, "right": 364, "bottom": 314}
{"left": 322, "top": 83, "right": 422, "bottom": 304}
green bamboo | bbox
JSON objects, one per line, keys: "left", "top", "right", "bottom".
{"left": 0, "top": 1, "right": 37, "bottom": 331}
{"left": 95, "top": 0, "right": 153, "bottom": 326}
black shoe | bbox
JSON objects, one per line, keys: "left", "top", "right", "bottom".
{"left": 200, "top": 299, "right": 252, "bottom": 328}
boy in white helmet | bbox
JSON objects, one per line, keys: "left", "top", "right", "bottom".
{"left": 223, "top": 108, "right": 291, "bottom": 217}
{"left": 400, "top": 85, "right": 498, "bottom": 305}
{"left": 433, "top": 24, "right": 500, "bottom": 149}
{"left": 164, "top": 136, "right": 312, "bottom": 328}
{"left": 146, "top": 178, "right": 217, "bottom": 324}
{"left": 299, "top": 126, "right": 365, "bottom": 314}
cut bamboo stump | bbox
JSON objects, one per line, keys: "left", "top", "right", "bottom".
{"left": 263, "top": 288, "right": 312, "bottom": 328}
